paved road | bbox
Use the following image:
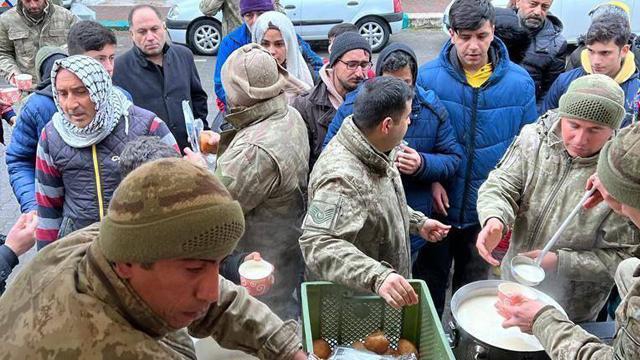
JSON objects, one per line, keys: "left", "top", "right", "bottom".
{"left": 0, "top": 27, "right": 449, "bottom": 359}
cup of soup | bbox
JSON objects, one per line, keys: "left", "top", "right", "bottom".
{"left": 238, "top": 259, "right": 274, "bottom": 297}
{"left": 0, "top": 87, "right": 20, "bottom": 105}
{"left": 15, "top": 74, "right": 32, "bottom": 91}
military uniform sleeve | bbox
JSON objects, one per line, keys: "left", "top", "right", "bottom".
{"left": 408, "top": 205, "right": 427, "bottom": 236}
{"left": 557, "top": 216, "right": 639, "bottom": 283}
{"left": 199, "top": 0, "right": 225, "bottom": 16}
{"left": 189, "top": 277, "right": 301, "bottom": 360}
{"left": 532, "top": 307, "right": 615, "bottom": 359}
{"left": 299, "top": 176, "right": 394, "bottom": 293}
{"left": 0, "top": 18, "right": 19, "bottom": 81}
{"left": 216, "top": 144, "right": 279, "bottom": 213}
{"left": 476, "top": 130, "right": 528, "bottom": 228}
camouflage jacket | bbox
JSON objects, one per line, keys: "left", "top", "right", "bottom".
{"left": 215, "top": 94, "right": 309, "bottom": 319}
{"left": 0, "top": 2, "right": 77, "bottom": 80}
{"left": 199, "top": 0, "right": 284, "bottom": 36}
{"left": 0, "top": 224, "right": 302, "bottom": 360}
{"left": 477, "top": 111, "right": 640, "bottom": 322}
{"left": 532, "top": 257, "right": 640, "bottom": 360}
{"left": 299, "top": 116, "right": 428, "bottom": 294}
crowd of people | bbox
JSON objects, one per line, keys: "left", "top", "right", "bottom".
{"left": 0, "top": 0, "right": 638, "bottom": 358}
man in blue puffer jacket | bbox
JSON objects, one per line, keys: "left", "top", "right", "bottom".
{"left": 6, "top": 21, "right": 131, "bottom": 214}
{"left": 416, "top": 0, "right": 537, "bottom": 315}
{"left": 213, "top": 0, "right": 323, "bottom": 110}
{"left": 323, "top": 42, "right": 463, "bottom": 259}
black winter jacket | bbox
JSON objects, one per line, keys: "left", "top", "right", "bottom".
{"left": 113, "top": 44, "right": 209, "bottom": 152}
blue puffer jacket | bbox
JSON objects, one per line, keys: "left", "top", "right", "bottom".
{"left": 6, "top": 87, "right": 57, "bottom": 213}
{"left": 417, "top": 38, "right": 538, "bottom": 228}
{"left": 214, "top": 23, "right": 323, "bottom": 106}
{"left": 541, "top": 65, "right": 640, "bottom": 128}
{"left": 323, "top": 43, "right": 463, "bottom": 253}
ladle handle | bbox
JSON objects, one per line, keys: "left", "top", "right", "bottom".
{"left": 535, "top": 188, "right": 597, "bottom": 266}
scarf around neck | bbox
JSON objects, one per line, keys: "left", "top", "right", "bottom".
{"left": 51, "top": 55, "right": 132, "bottom": 148}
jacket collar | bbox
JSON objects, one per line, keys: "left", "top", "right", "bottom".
{"left": 227, "top": 24, "right": 252, "bottom": 46}
{"left": 81, "top": 242, "right": 175, "bottom": 339}
{"left": 225, "top": 94, "right": 288, "bottom": 129}
{"left": 308, "top": 80, "right": 335, "bottom": 108}
{"left": 443, "top": 38, "right": 508, "bottom": 86}
{"left": 132, "top": 43, "right": 170, "bottom": 68}
{"left": 336, "top": 116, "right": 395, "bottom": 175}
{"left": 580, "top": 49, "right": 638, "bottom": 84}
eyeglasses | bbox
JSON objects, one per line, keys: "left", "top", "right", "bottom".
{"left": 338, "top": 59, "right": 373, "bottom": 70}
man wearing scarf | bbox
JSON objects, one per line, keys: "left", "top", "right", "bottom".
{"left": 34, "top": 55, "right": 178, "bottom": 250}
{"left": 0, "top": 0, "right": 77, "bottom": 82}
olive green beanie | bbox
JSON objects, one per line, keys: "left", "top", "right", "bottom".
{"left": 99, "top": 158, "right": 245, "bottom": 263}
{"left": 597, "top": 123, "right": 640, "bottom": 209}
{"left": 558, "top": 74, "right": 625, "bottom": 129}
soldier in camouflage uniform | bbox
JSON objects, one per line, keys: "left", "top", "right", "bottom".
{"left": 0, "top": 0, "right": 77, "bottom": 82}
{"left": 215, "top": 43, "right": 309, "bottom": 320}
{"left": 477, "top": 74, "right": 640, "bottom": 323}
{"left": 0, "top": 158, "right": 306, "bottom": 360}
{"left": 495, "top": 122, "right": 640, "bottom": 360}
{"left": 200, "top": 0, "right": 283, "bottom": 36}
{"left": 299, "top": 77, "right": 451, "bottom": 309}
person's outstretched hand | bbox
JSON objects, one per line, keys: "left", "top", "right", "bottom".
{"left": 377, "top": 273, "right": 419, "bottom": 309}
{"left": 6, "top": 212, "right": 37, "bottom": 256}
{"left": 476, "top": 218, "right": 504, "bottom": 266}
{"left": 419, "top": 219, "right": 450, "bottom": 242}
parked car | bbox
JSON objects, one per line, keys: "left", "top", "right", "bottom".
{"left": 166, "top": 0, "right": 404, "bottom": 55}
{"left": 444, "top": 0, "right": 640, "bottom": 44}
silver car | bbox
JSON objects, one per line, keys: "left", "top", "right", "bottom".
{"left": 166, "top": 0, "right": 404, "bottom": 55}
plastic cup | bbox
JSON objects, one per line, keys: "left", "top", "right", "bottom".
{"left": 0, "top": 87, "right": 21, "bottom": 105}
{"left": 498, "top": 282, "right": 537, "bottom": 306}
{"left": 15, "top": 74, "right": 32, "bottom": 91}
{"left": 238, "top": 259, "right": 275, "bottom": 297}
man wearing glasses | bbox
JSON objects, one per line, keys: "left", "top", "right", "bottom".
{"left": 293, "top": 32, "right": 372, "bottom": 169}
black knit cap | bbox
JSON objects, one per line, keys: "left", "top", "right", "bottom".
{"left": 329, "top": 32, "right": 371, "bottom": 67}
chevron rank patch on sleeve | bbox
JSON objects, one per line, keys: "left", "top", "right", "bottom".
{"left": 304, "top": 198, "right": 341, "bottom": 231}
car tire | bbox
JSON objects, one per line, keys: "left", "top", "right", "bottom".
{"left": 188, "top": 18, "right": 222, "bottom": 56}
{"left": 356, "top": 16, "right": 390, "bottom": 53}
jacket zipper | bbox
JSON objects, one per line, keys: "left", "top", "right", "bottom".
{"left": 458, "top": 88, "right": 480, "bottom": 226}
{"left": 526, "top": 156, "right": 572, "bottom": 246}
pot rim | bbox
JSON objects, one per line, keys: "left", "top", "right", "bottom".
{"left": 450, "top": 280, "right": 566, "bottom": 353}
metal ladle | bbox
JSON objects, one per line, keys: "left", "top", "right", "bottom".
{"left": 511, "top": 188, "right": 596, "bottom": 286}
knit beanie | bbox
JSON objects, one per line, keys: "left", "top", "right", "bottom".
{"left": 98, "top": 158, "right": 245, "bottom": 263}
{"left": 221, "top": 43, "right": 289, "bottom": 108}
{"left": 35, "top": 46, "right": 67, "bottom": 83}
{"left": 597, "top": 123, "right": 640, "bottom": 209}
{"left": 240, "top": 0, "right": 274, "bottom": 16}
{"left": 558, "top": 74, "right": 625, "bottom": 129}
{"left": 329, "top": 32, "right": 371, "bottom": 67}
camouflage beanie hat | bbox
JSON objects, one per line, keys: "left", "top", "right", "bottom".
{"left": 558, "top": 74, "right": 625, "bottom": 129}
{"left": 221, "top": 43, "right": 289, "bottom": 108}
{"left": 597, "top": 123, "right": 640, "bottom": 209}
{"left": 98, "top": 158, "right": 245, "bottom": 263}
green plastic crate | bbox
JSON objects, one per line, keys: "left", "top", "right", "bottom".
{"left": 301, "top": 280, "right": 455, "bottom": 359}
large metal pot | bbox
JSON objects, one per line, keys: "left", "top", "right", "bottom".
{"left": 449, "top": 280, "right": 566, "bottom": 360}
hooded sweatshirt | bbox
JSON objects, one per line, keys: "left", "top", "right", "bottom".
{"left": 542, "top": 51, "right": 640, "bottom": 126}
